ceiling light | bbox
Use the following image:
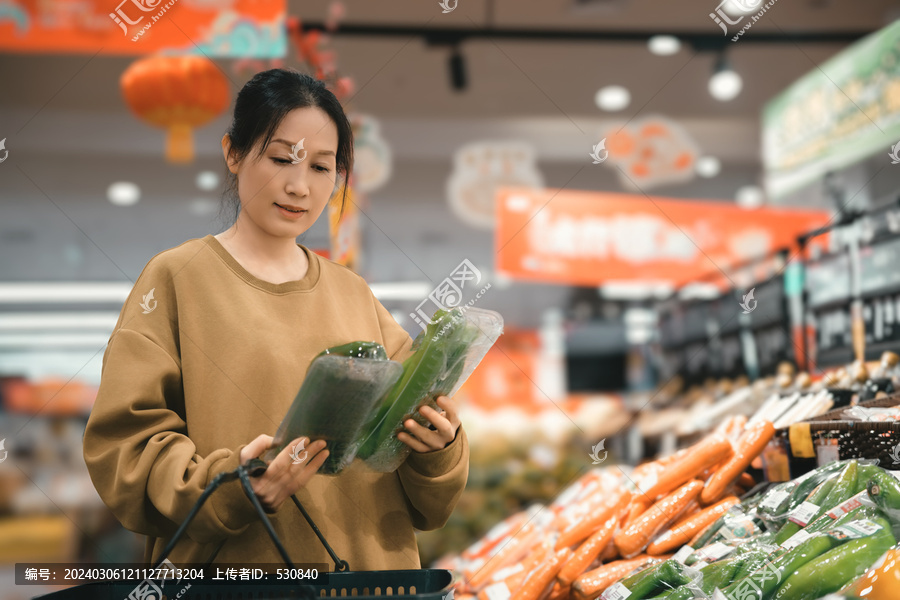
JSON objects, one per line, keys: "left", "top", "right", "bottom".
{"left": 107, "top": 181, "right": 140, "bottom": 206}
{"left": 696, "top": 156, "right": 721, "bottom": 178}
{"left": 736, "top": 185, "right": 765, "bottom": 208}
{"left": 595, "top": 85, "right": 631, "bottom": 111}
{"left": 709, "top": 54, "right": 742, "bottom": 102}
{"left": 196, "top": 171, "right": 220, "bottom": 191}
{"left": 648, "top": 35, "right": 681, "bottom": 56}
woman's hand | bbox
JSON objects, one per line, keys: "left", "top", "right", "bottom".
{"left": 239, "top": 435, "right": 329, "bottom": 513}
{"left": 397, "top": 395, "right": 461, "bottom": 453}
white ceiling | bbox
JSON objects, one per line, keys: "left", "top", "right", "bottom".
{"left": 1, "top": 0, "right": 898, "bottom": 339}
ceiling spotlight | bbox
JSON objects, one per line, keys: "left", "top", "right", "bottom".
{"left": 736, "top": 185, "right": 765, "bottom": 208}
{"left": 648, "top": 35, "right": 681, "bottom": 56}
{"left": 595, "top": 85, "right": 631, "bottom": 111}
{"left": 709, "top": 54, "right": 742, "bottom": 102}
{"left": 696, "top": 156, "right": 721, "bottom": 178}
{"left": 107, "top": 182, "right": 140, "bottom": 206}
{"left": 196, "top": 171, "right": 220, "bottom": 191}
{"left": 448, "top": 47, "right": 467, "bottom": 91}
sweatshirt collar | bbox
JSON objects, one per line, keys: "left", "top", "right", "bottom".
{"left": 203, "top": 234, "right": 321, "bottom": 294}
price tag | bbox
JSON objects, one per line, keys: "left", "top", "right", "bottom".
{"left": 781, "top": 529, "right": 813, "bottom": 551}
{"left": 788, "top": 501, "right": 820, "bottom": 527}
{"left": 693, "top": 560, "right": 709, "bottom": 569}
{"left": 760, "top": 489, "right": 790, "bottom": 511}
{"left": 483, "top": 582, "right": 511, "bottom": 600}
{"left": 827, "top": 519, "right": 883, "bottom": 540}
{"left": 712, "top": 590, "right": 729, "bottom": 600}
{"left": 601, "top": 582, "right": 632, "bottom": 600}
{"left": 825, "top": 491, "right": 865, "bottom": 519}
{"left": 694, "top": 542, "right": 735, "bottom": 562}
{"left": 672, "top": 545, "right": 694, "bottom": 565}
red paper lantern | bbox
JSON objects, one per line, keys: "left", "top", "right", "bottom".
{"left": 120, "top": 55, "right": 230, "bottom": 163}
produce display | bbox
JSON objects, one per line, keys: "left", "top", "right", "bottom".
{"left": 440, "top": 416, "right": 900, "bottom": 600}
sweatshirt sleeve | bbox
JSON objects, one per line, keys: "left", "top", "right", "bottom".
{"left": 83, "top": 258, "right": 259, "bottom": 545}
{"left": 398, "top": 425, "right": 469, "bottom": 531}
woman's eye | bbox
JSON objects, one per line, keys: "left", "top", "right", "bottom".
{"left": 314, "top": 165, "right": 331, "bottom": 173}
{"left": 272, "top": 157, "right": 292, "bottom": 165}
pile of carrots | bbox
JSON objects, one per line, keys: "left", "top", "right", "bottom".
{"left": 440, "top": 416, "right": 776, "bottom": 600}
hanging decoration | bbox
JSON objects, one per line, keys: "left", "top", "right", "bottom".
{"left": 351, "top": 115, "right": 392, "bottom": 193}
{"left": 446, "top": 141, "right": 545, "bottom": 229}
{"left": 601, "top": 115, "right": 699, "bottom": 191}
{"left": 120, "top": 55, "right": 230, "bottom": 164}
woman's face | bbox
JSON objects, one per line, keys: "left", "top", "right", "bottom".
{"left": 224, "top": 106, "right": 340, "bottom": 238}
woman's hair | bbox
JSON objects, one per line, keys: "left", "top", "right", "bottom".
{"left": 218, "top": 68, "right": 353, "bottom": 227}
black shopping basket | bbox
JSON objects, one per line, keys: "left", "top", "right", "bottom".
{"left": 31, "top": 459, "right": 453, "bottom": 600}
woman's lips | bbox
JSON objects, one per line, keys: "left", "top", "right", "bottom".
{"left": 275, "top": 203, "right": 307, "bottom": 218}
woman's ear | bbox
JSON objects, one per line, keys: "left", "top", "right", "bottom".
{"left": 222, "top": 134, "right": 239, "bottom": 175}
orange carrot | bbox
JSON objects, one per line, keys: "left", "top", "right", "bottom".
{"left": 558, "top": 515, "right": 618, "bottom": 586}
{"left": 556, "top": 490, "right": 632, "bottom": 550}
{"left": 467, "top": 526, "right": 540, "bottom": 590}
{"left": 547, "top": 582, "right": 570, "bottom": 600}
{"left": 639, "top": 434, "right": 733, "bottom": 500}
{"left": 739, "top": 472, "right": 756, "bottom": 490}
{"left": 700, "top": 420, "right": 775, "bottom": 505}
{"left": 614, "top": 480, "right": 704, "bottom": 558}
{"left": 571, "top": 556, "right": 655, "bottom": 600}
{"left": 646, "top": 495, "right": 739, "bottom": 555}
{"left": 600, "top": 540, "right": 618, "bottom": 562}
{"left": 511, "top": 548, "right": 573, "bottom": 600}
{"left": 622, "top": 495, "right": 653, "bottom": 529}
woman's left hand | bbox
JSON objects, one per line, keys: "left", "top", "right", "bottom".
{"left": 398, "top": 395, "right": 460, "bottom": 453}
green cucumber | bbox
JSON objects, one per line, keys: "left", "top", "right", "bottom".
{"left": 773, "top": 477, "right": 837, "bottom": 545}
{"left": 614, "top": 560, "right": 693, "bottom": 600}
{"left": 866, "top": 470, "right": 900, "bottom": 516}
{"left": 356, "top": 307, "right": 478, "bottom": 461}
{"left": 773, "top": 516, "right": 896, "bottom": 600}
{"left": 774, "top": 460, "right": 857, "bottom": 545}
{"left": 853, "top": 464, "right": 884, "bottom": 494}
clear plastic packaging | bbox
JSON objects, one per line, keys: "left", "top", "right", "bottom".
{"left": 356, "top": 307, "right": 504, "bottom": 473}
{"left": 265, "top": 352, "right": 403, "bottom": 474}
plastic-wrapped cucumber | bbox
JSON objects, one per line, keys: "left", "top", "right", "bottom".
{"left": 602, "top": 559, "right": 694, "bottom": 600}
{"left": 773, "top": 515, "right": 896, "bottom": 600}
{"left": 356, "top": 307, "right": 502, "bottom": 472}
{"left": 266, "top": 343, "right": 403, "bottom": 474}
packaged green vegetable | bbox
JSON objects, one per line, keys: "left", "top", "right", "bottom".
{"left": 356, "top": 307, "right": 503, "bottom": 472}
{"left": 266, "top": 344, "right": 403, "bottom": 474}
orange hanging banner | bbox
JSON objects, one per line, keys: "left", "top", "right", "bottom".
{"left": 0, "top": 0, "right": 285, "bottom": 57}
{"left": 495, "top": 187, "right": 831, "bottom": 287}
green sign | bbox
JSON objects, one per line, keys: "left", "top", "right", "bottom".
{"left": 763, "top": 19, "right": 900, "bottom": 200}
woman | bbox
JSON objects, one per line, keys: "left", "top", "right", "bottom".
{"left": 82, "top": 68, "right": 469, "bottom": 571}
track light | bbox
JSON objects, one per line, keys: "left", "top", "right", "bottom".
{"left": 709, "top": 53, "right": 742, "bottom": 102}
{"left": 448, "top": 47, "right": 467, "bottom": 91}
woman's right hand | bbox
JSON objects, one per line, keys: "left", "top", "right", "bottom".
{"left": 239, "top": 434, "right": 329, "bottom": 513}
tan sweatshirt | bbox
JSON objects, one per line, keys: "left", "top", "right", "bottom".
{"left": 82, "top": 234, "right": 469, "bottom": 571}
